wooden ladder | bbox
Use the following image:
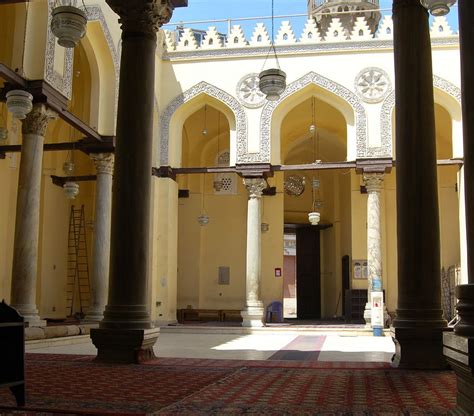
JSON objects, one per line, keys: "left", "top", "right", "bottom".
{"left": 65, "top": 205, "right": 91, "bottom": 318}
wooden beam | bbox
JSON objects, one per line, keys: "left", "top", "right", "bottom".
{"left": 50, "top": 175, "right": 97, "bottom": 188}
{"left": 0, "top": 64, "right": 27, "bottom": 88}
{"left": 0, "top": 138, "right": 114, "bottom": 155}
{"left": 274, "top": 161, "right": 357, "bottom": 171}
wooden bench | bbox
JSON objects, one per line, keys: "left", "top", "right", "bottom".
{"left": 0, "top": 300, "right": 25, "bottom": 406}
{"left": 177, "top": 309, "right": 242, "bottom": 323}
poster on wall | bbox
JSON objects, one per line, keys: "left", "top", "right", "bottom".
{"left": 352, "top": 260, "right": 368, "bottom": 279}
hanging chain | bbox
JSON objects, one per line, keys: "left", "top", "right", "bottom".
{"left": 261, "top": 0, "right": 281, "bottom": 71}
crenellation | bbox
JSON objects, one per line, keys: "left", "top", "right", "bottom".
{"left": 226, "top": 25, "right": 248, "bottom": 48}
{"left": 300, "top": 18, "right": 323, "bottom": 43}
{"left": 202, "top": 26, "right": 224, "bottom": 49}
{"left": 324, "top": 18, "right": 348, "bottom": 41}
{"left": 275, "top": 21, "right": 297, "bottom": 45}
{"left": 250, "top": 23, "right": 271, "bottom": 46}
{"left": 164, "top": 15, "right": 459, "bottom": 53}
{"left": 351, "top": 17, "right": 374, "bottom": 40}
{"left": 376, "top": 16, "right": 393, "bottom": 40}
{"left": 175, "top": 27, "right": 199, "bottom": 51}
{"left": 430, "top": 16, "right": 453, "bottom": 37}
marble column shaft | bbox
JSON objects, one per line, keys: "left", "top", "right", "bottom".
{"left": 85, "top": 153, "right": 114, "bottom": 322}
{"left": 10, "top": 104, "right": 56, "bottom": 326}
{"left": 363, "top": 173, "right": 384, "bottom": 325}
{"left": 391, "top": 0, "right": 446, "bottom": 369}
{"left": 241, "top": 178, "right": 266, "bottom": 327}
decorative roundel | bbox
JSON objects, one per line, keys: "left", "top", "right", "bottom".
{"left": 354, "top": 67, "right": 392, "bottom": 104}
{"left": 236, "top": 73, "right": 266, "bottom": 108}
{"left": 284, "top": 174, "right": 306, "bottom": 197}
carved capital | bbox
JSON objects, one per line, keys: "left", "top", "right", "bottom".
{"left": 21, "top": 104, "right": 57, "bottom": 137}
{"left": 91, "top": 153, "right": 114, "bottom": 175}
{"left": 244, "top": 178, "right": 266, "bottom": 199}
{"left": 363, "top": 173, "right": 384, "bottom": 193}
{"left": 106, "top": 0, "right": 175, "bottom": 35}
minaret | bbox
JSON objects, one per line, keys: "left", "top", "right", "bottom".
{"left": 307, "top": 0, "right": 382, "bottom": 37}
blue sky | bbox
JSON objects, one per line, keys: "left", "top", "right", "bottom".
{"left": 166, "top": 1, "right": 458, "bottom": 37}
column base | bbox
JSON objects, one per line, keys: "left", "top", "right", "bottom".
{"left": 454, "top": 284, "right": 474, "bottom": 337}
{"left": 443, "top": 331, "right": 474, "bottom": 415}
{"left": 82, "top": 310, "right": 104, "bottom": 324}
{"left": 90, "top": 327, "right": 159, "bottom": 364}
{"left": 391, "top": 327, "right": 447, "bottom": 369}
{"left": 11, "top": 304, "right": 46, "bottom": 327}
{"left": 241, "top": 305, "right": 264, "bottom": 328}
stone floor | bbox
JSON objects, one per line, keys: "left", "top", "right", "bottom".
{"left": 27, "top": 326, "right": 396, "bottom": 363}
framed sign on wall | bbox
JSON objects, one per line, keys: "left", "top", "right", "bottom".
{"left": 352, "top": 260, "right": 368, "bottom": 279}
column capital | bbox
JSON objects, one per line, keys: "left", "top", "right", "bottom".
{"left": 21, "top": 104, "right": 56, "bottom": 137}
{"left": 243, "top": 178, "right": 266, "bottom": 199}
{"left": 106, "top": 0, "right": 175, "bottom": 35}
{"left": 91, "top": 153, "right": 114, "bottom": 175}
{"left": 363, "top": 172, "right": 384, "bottom": 193}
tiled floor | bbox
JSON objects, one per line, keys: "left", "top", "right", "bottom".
{"left": 27, "top": 330, "right": 396, "bottom": 363}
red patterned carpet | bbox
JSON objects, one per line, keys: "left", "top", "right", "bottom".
{"left": 0, "top": 354, "right": 456, "bottom": 415}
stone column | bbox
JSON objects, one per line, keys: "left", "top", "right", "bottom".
{"left": 84, "top": 153, "right": 114, "bottom": 322}
{"left": 443, "top": 2, "right": 474, "bottom": 414}
{"left": 91, "top": 0, "right": 181, "bottom": 363}
{"left": 241, "top": 178, "right": 266, "bottom": 327}
{"left": 10, "top": 104, "right": 56, "bottom": 327}
{"left": 391, "top": 0, "right": 446, "bottom": 369}
{"left": 363, "top": 173, "right": 384, "bottom": 327}
{"left": 455, "top": 0, "right": 474, "bottom": 337}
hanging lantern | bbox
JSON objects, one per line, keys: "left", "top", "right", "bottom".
{"left": 258, "top": 68, "right": 286, "bottom": 101}
{"left": 6, "top": 90, "right": 33, "bottom": 120}
{"left": 197, "top": 214, "right": 209, "bottom": 226}
{"left": 51, "top": 0, "right": 87, "bottom": 48}
{"left": 63, "top": 160, "right": 75, "bottom": 175}
{"left": 309, "top": 124, "right": 316, "bottom": 134}
{"left": 308, "top": 212, "right": 320, "bottom": 226}
{"left": 261, "top": 223, "right": 270, "bottom": 233}
{"left": 420, "top": 0, "right": 456, "bottom": 16}
{"left": 63, "top": 181, "right": 79, "bottom": 199}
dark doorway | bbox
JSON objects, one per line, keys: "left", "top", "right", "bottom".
{"left": 295, "top": 226, "right": 321, "bottom": 319}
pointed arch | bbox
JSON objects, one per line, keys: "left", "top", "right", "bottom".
{"left": 259, "top": 71, "right": 368, "bottom": 163}
{"left": 159, "top": 81, "right": 247, "bottom": 166}
{"left": 380, "top": 75, "right": 462, "bottom": 158}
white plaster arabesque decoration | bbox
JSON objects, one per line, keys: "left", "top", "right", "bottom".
{"left": 160, "top": 82, "right": 247, "bottom": 166}
{"left": 46, "top": 2, "right": 119, "bottom": 102}
{"left": 378, "top": 75, "right": 461, "bottom": 159}
{"left": 260, "top": 71, "right": 368, "bottom": 162}
{"left": 236, "top": 73, "right": 266, "bottom": 109}
{"left": 355, "top": 67, "right": 392, "bottom": 104}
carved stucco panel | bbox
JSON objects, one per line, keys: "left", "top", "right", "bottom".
{"left": 160, "top": 82, "right": 247, "bottom": 166}
{"left": 379, "top": 75, "right": 461, "bottom": 158}
{"left": 45, "top": 2, "right": 120, "bottom": 111}
{"left": 259, "top": 71, "right": 368, "bottom": 162}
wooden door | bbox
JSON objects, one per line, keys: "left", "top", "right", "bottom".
{"left": 296, "top": 227, "right": 321, "bottom": 319}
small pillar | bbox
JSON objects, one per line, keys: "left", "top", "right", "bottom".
{"left": 83, "top": 153, "right": 114, "bottom": 322}
{"left": 391, "top": 0, "right": 446, "bottom": 369}
{"left": 241, "top": 178, "right": 266, "bottom": 327}
{"left": 363, "top": 172, "right": 384, "bottom": 328}
{"left": 10, "top": 104, "right": 56, "bottom": 327}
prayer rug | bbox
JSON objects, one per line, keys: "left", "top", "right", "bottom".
{"left": 268, "top": 335, "right": 326, "bottom": 361}
{"left": 0, "top": 355, "right": 456, "bottom": 415}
